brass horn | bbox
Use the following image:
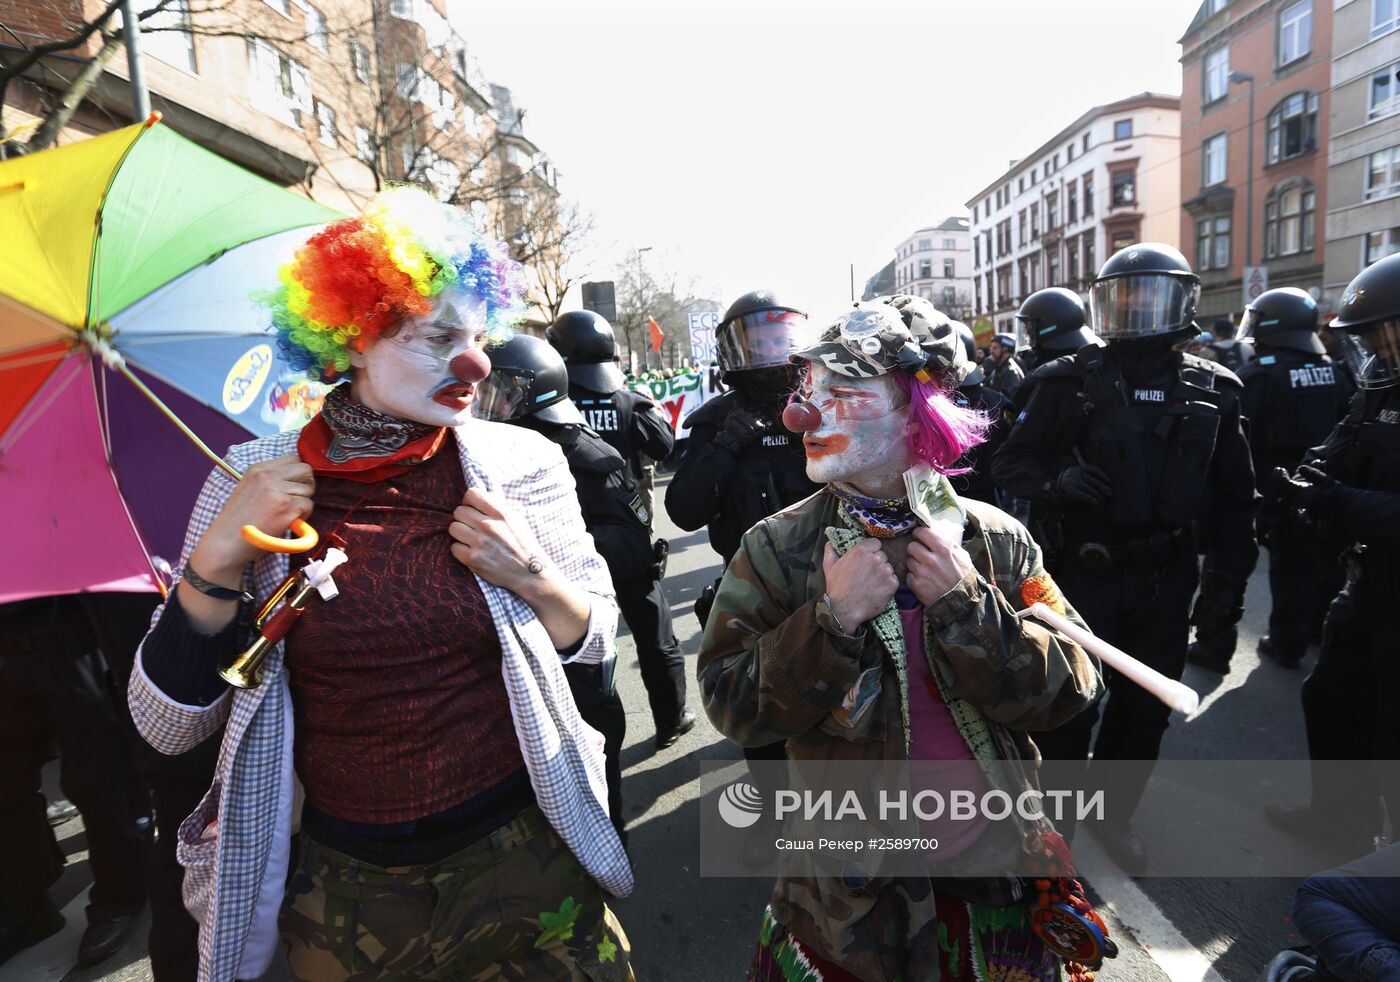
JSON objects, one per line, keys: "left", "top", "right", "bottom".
{"left": 217, "top": 572, "right": 316, "bottom": 689}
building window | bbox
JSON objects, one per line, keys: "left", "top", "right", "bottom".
{"left": 1369, "top": 63, "right": 1400, "bottom": 120}
{"left": 1032, "top": 167, "right": 1039, "bottom": 183}
{"left": 974, "top": 238, "right": 980, "bottom": 267}
{"left": 1278, "top": 0, "right": 1311, "bottom": 65}
{"left": 1365, "top": 226, "right": 1400, "bottom": 263}
{"left": 1264, "top": 180, "right": 1316, "bottom": 257}
{"left": 1068, "top": 143, "right": 1076, "bottom": 162}
{"left": 315, "top": 100, "right": 337, "bottom": 148}
{"left": 1203, "top": 132, "right": 1228, "bottom": 187}
{"left": 350, "top": 38, "right": 370, "bottom": 83}
{"left": 247, "top": 39, "right": 311, "bottom": 123}
{"left": 1018, "top": 209, "right": 1027, "bottom": 247}
{"left": 1366, "top": 147, "right": 1400, "bottom": 200}
{"left": 1204, "top": 47, "right": 1230, "bottom": 104}
{"left": 918, "top": 238, "right": 932, "bottom": 250}
{"left": 1068, "top": 236, "right": 1081, "bottom": 284}
{"left": 1111, "top": 231, "right": 1136, "bottom": 252}
{"left": 1047, "top": 191, "right": 1059, "bottom": 229}
{"left": 943, "top": 238, "right": 956, "bottom": 249}
{"left": 1113, "top": 118, "right": 1133, "bottom": 140}
{"left": 1068, "top": 182, "right": 1079, "bottom": 223}
{"left": 1267, "top": 92, "right": 1319, "bottom": 163}
{"left": 943, "top": 258, "right": 955, "bottom": 278}
{"left": 1111, "top": 169, "right": 1136, "bottom": 207}
{"left": 942, "top": 286, "right": 957, "bottom": 308}
{"left": 354, "top": 126, "right": 372, "bottom": 163}
{"left": 141, "top": 0, "right": 195, "bottom": 73}
{"left": 1048, "top": 251, "right": 1061, "bottom": 286}
{"left": 919, "top": 260, "right": 932, "bottom": 279}
{"left": 1083, "top": 132, "right": 1091, "bottom": 152}
{"left": 1083, "top": 173, "right": 1095, "bottom": 215}
{"left": 1374, "top": 0, "right": 1400, "bottom": 38}
{"left": 1196, "top": 216, "right": 1231, "bottom": 270}
{"left": 1031, "top": 203, "right": 1040, "bottom": 239}
{"left": 1084, "top": 234, "right": 1096, "bottom": 274}
{"left": 306, "top": 6, "right": 328, "bottom": 52}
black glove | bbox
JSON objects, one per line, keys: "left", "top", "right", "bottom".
{"left": 714, "top": 404, "right": 770, "bottom": 453}
{"left": 1054, "top": 465, "right": 1113, "bottom": 506}
{"left": 1273, "top": 464, "right": 1344, "bottom": 516}
{"left": 1190, "top": 570, "right": 1247, "bottom": 629}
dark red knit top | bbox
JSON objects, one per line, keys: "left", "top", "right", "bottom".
{"left": 284, "top": 440, "right": 523, "bottom": 823}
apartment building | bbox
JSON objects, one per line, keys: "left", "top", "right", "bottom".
{"left": 1179, "top": 0, "right": 1332, "bottom": 321}
{"left": 967, "top": 93, "right": 1182, "bottom": 340}
{"left": 891, "top": 217, "right": 973, "bottom": 319}
{"left": 1323, "top": 0, "right": 1400, "bottom": 304}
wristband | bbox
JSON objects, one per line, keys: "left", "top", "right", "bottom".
{"left": 181, "top": 563, "right": 253, "bottom": 605}
{"left": 820, "top": 592, "right": 850, "bottom": 636}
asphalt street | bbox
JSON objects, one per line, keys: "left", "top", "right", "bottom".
{"left": 7, "top": 470, "right": 1337, "bottom": 982}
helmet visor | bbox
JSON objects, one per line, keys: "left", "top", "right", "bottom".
{"left": 473, "top": 368, "right": 532, "bottom": 421}
{"left": 1341, "top": 318, "right": 1400, "bottom": 390}
{"left": 1089, "top": 274, "right": 1201, "bottom": 340}
{"left": 717, "top": 309, "right": 812, "bottom": 372}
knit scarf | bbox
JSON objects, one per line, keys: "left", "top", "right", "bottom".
{"left": 829, "top": 482, "right": 918, "bottom": 539}
{"left": 297, "top": 386, "right": 450, "bottom": 483}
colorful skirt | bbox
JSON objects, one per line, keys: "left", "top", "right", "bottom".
{"left": 747, "top": 896, "right": 1061, "bottom": 982}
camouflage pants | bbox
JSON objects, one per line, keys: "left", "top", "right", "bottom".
{"left": 280, "top": 805, "right": 634, "bottom": 981}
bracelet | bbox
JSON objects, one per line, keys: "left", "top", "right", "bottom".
{"left": 181, "top": 563, "right": 253, "bottom": 604}
{"left": 821, "top": 592, "right": 849, "bottom": 636}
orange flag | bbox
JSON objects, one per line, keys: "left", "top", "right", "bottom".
{"left": 648, "top": 316, "right": 665, "bottom": 353}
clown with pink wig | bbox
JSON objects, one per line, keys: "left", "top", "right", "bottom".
{"left": 129, "top": 188, "right": 634, "bottom": 982}
{"left": 698, "top": 294, "right": 1111, "bottom": 981}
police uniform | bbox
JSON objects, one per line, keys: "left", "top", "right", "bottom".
{"left": 991, "top": 244, "right": 1257, "bottom": 869}
{"left": 1237, "top": 349, "right": 1353, "bottom": 666}
{"left": 952, "top": 377, "right": 1010, "bottom": 506}
{"left": 666, "top": 389, "right": 820, "bottom": 568}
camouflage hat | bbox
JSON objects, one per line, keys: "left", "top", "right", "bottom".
{"left": 791, "top": 294, "right": 969, "bottom": 383}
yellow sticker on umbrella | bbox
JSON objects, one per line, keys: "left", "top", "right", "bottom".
{"left": 223, "top": 344, "right": 274, "bottom": 415}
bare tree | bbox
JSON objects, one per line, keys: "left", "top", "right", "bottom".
{"left": 517, "top": 197, "right": 593, "bottom": 325}
{"left": 614, "top": 251, "right": 706, "bottom": 373}
{"left": 930, "top": 287, "right": 974, "bottom": 322}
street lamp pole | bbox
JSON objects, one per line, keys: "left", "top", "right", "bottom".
{"left": 636, "top": 246, "right": 653, "bottom": 372}
{"left": 1230, "top": 70, "right": 1256, "bottom": 267}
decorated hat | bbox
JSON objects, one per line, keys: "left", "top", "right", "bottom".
{"left": 791, "top": 294, "right": 969, "bottom": 384}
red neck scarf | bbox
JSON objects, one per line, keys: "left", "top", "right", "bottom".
{"left": 297, "top": 386, "right": 450, "bottom": 483}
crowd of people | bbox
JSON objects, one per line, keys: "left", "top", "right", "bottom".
{"left": 1, "top": 188, "right": 1397, "bottom": 981}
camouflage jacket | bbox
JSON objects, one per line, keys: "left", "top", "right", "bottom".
{"left": 697, "top": 489, "right": 1103, "bottom": 982}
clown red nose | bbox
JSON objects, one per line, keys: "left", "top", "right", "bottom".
{"left": 450, "top": 348, "right": 492, "bottom": 384}
{"left": 782, "top": 400, "right": 822, "bottom": 433}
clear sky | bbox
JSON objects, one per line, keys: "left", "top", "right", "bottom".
{"left": 454, "top": 0, "right": 1203, "bottom": 322}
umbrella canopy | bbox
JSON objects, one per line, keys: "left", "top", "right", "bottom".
{"left": 0, "top": 116, "right": 343, "bottom": 603}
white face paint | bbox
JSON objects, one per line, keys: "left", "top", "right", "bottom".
{"left": 349, "top": 287, "right": 489, "bottom": 426}
{"left": 800, "top": 365, "right": 910, "bottom": 496}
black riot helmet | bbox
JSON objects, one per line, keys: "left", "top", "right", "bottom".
{"left": 1331, "top": 252, "right": 1400, "bottom": 388}
{"left": 476, "top": 334, "right": 587, "bottom": 426}
{"left": 1016, "top": 288, "right": 1098, "bottom": 352}
{"left": 715, "top": 290, "right": 812, "bottom": 377}
{"left": 547, "top": 310, "right": 626, "bottom": 393}
{"left": 953, "top": 320, "right": 984, "bottom": 385}
{"left": 1239, "top": 287, "right": 1324, "bottom": 355}
{"left": 1089, "top": 242, "right": 1201, "bottom": 343}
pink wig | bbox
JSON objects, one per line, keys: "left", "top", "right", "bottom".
{"left": 892, "top": 372, "right": 990, "bottom": 475}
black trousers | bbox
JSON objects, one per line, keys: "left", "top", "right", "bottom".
{"left": 0, "top": 638, "right": 149, "bottom": 922}
{"left": 1267, "top": 514, "right": 1344, "bottom": 659}
{"left": 563, "top": 662, "right": 627, "bottom": 840}
{"left": 1299, "top": 564, "right": 1400, "bottom": 839}
{"left": 1030, "top": 544, "right": 1200, "bottom": 833}
{"left": 615, "top": 576, "right": 685, "bottom": 732}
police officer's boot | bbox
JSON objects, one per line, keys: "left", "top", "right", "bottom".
{"left": 1186, "top": 625, "right": 1237, "bottom": 675}
{"left": 0, "top": 893, "right": 64, "bottom": 968}
{"left": 1258, "top": 635, "right": 1303, "bottom": 670}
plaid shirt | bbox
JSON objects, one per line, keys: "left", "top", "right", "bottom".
{"left": 129, "top": 419, "right": 631, "bottom": 982}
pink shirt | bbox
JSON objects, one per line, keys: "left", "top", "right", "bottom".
{"left": 900, "top": 605, "right": 989, "bottom": 860}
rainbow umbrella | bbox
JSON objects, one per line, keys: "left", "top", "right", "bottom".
{"left": 0, "top": 115, "right": 343, "bottom": 603}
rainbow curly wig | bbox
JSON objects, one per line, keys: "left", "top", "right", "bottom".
{"left": 265, "top": 187, "right": 528, "bottom": 382}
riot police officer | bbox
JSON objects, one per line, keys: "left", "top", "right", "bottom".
{"left": 540, "top": 320, "right": 695, "bottom": 750}
{"left": 985, "top": 331, "right": 1025, "bottom": 399}
{"left": 1265, "top": 253, "right": 1400, "bottom": 853}
{"left": 477, "top": 334, "right": 660, "bottom": 821}
{"left": 1187, "top": 288, "right": 1353, "bottom": 673}
{"left": 952, "top": 320, "right": 1010, "bottom": 505}
{"left": 666, "top": 290, "right": 821, "bottom": 576}
{"left": 992, "top": 243, "right": 1257, "bottom": 872}
{"left": 549, "top": 310, "right": 676, "bottom": 505}
{"left": 1013, "top": 287, "right": 1102, "bottom": 378}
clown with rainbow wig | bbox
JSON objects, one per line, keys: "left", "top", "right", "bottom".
{"left": 129, "top": 188, "right": 635, "bottom": 982}
{"left": 698, "top": 294, "right": 1110, "bottom": 982}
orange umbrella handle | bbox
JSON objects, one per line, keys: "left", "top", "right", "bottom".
{"left": 240, "top": 519, "right": 319, "bottom": 554}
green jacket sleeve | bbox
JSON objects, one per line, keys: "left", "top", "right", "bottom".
{"left": 696, "top": 520, "right": 875, "bottom": 748}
